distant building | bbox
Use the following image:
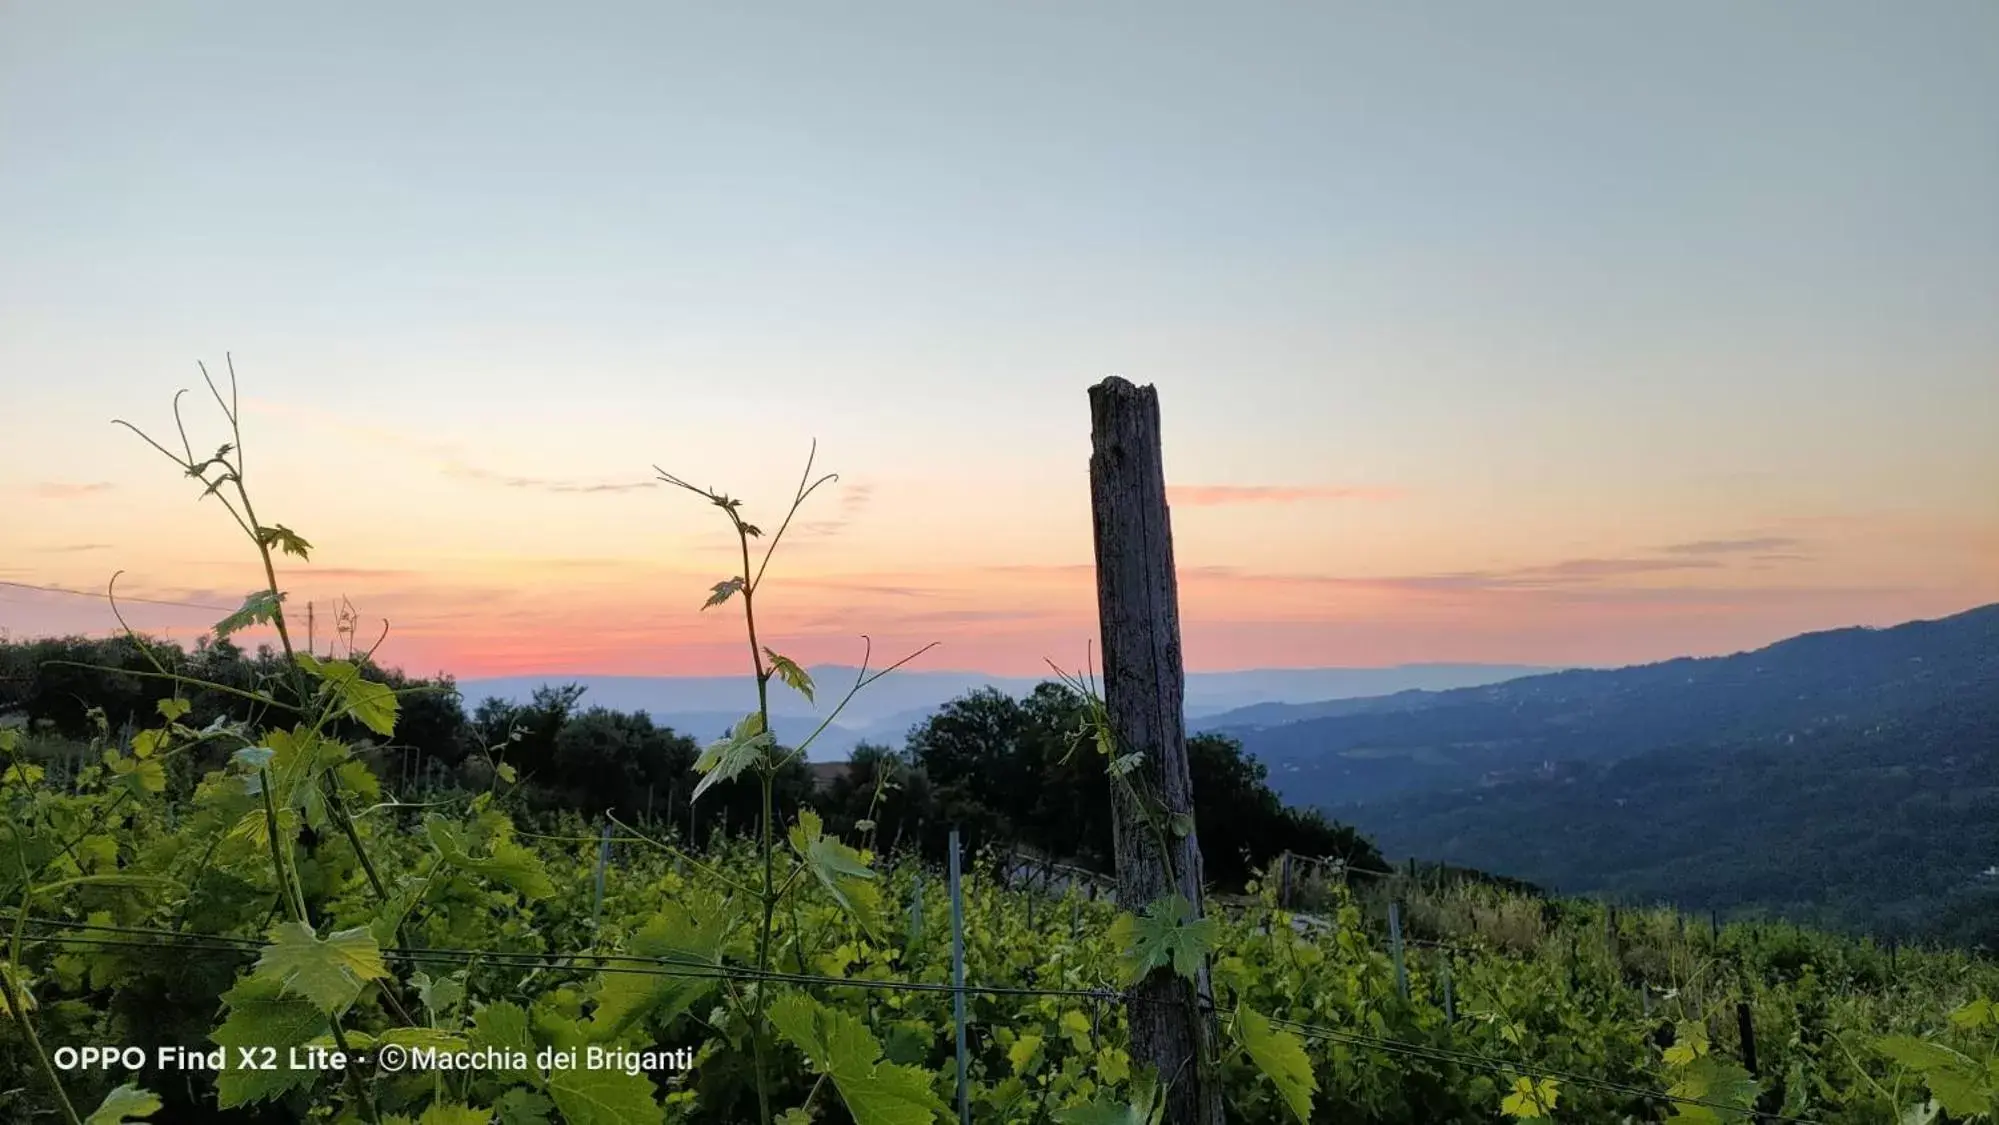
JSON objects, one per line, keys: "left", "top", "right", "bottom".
{"left": 808, "top": 761, "right": 852, "bottom": 791}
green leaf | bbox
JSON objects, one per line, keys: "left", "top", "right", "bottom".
{"left": 250, "top": 922, "right": 388, "bottom": 1015}
{"left": 1501, "top": 1076, "right": 1560, "bottom": 1118}
{"left": 764, "top": 649, "right": 815, "bottom": 702}
{"left": 547, "top": 1065, "right": 662, "bottom": 1125}
{"left": 770, "top": 992, "right": 952, "bottom": 1125}
{"left": 1668, "top": 1056, "right": 1760, "bottom": 1119}
{"left": 495, "top": 1089, "right": 557, "bottom": 1125}
{"left": 256, "top": 523, "right": 314, "bottom": 561}
{"left": 109, "top": 754, "right": 166, "bottom": 795}
{"left": 211, "top": 975, "right": 329, "bottom": 1106}
{"left": 84, "top": 1084, "right": 162, "bottom": 1125}
{"left": 701, "top": 577, "right": 745, "bottom": 610}
{"left": 471, "top": 1001, "right": 540, "bottom": 1083}
{"left": 1109, "top": 894, "right": 1218, "bottom": 985}
{"left": 3, "top": 760, "right": 45, "bottom": 787}
{"left": 1235, "top": 1006, "right": 1315, "bottom": 1122}
{"left": 690, "top": 713, "right": 773, "bottom": 803}
{"left": 1949, "top": 998, "right": 1995, "bottom": 1030}
{"left": 1007, "top": 1033, "right": 1044, "bottom": 1076}
{"left": 1052, "top": 1072, "right": 1163, "bottom": 1125}
{"left": 0, "top": 960, "right": 35, "bottom": 1018}
{"left": 296, "top": 653, "right": 399, "bottom": 736}
{"left": 216, "top": 590, "right": 284, "bottom": 640}
{"left": 156, "top": 698, "right": 191, "bottom": 721}
{"left": 1878, "top": 1036, "right": 1975, "bottom": 1073}
{"left": 496, "top": 762, "right": 518, "bottom": 784}
{"left": 416, "top": 1106, "right": 493, "bottom": 1125}
{"left": 425, "top": 816, "right": 557, "bottom": 900}
{"left": 413, "top": 969, "right": 467, "bottom": 1017}
{"left": 588, "top": 901, "right": 731, "bottom": 1039}
{"left": 788, "top": 808, "right": 884, "bottom": 938}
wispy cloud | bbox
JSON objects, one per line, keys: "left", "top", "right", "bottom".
{"left": 1509, "top": 557, "right": 1723, "bottom": 580}
{"left": 444, "top": 463, "right": 658, "bottom": 494}
{"left": 840, "top": 482, "right": 875, "bottom": 516}
{"left": 1167, "top": 484, "right": 1402, "bottom": 506}
{"left": 32, "top": 543, "right": 114, "bottom": 553}
{"left": 30, "top": 481, "right": 115, "bottom": 499}
{"left": 782, "top": 575, "right": 933, "bottom": 598}
{"left": 243, "top": 399, "right": 657, "bottom": 495}
{"left": 1661, "top": 536, "right": 1802, "bottom": 556}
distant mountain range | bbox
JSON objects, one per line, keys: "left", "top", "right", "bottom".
{"left": 1210, "top": 603, "right": 1999, "bottom": 941}
{"left": 459, "top": 663, "right": 1553, "bottom": 759}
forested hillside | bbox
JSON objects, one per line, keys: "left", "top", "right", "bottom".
{"left": 1218, "top": 604, "right": 1999, "bottom": 942}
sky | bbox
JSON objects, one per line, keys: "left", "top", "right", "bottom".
{"left": 2, "top": 1, "right": 1995, "bottom": 679}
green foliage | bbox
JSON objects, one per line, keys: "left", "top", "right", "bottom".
{"left": 1233, "top": 1006, "right": 1316, "bottom": 1122}
{"left": 84, "top": 1084, "right": 163, "bottom": 1124}
{"left": 298, "top": 652, "right": 400, "bottom": 736}
{"left": 788, "top": 807, "right": 883, "bottom": 938}
{"left": 214, "top": 589, "right": 285, "bottom": 640}
{"left": 764, "top": 649, "right": 814, "bottom": 702}
{"left": 690, "top": 713, "right": 774, "bottom": 804}
{"left": 251, "top": 921, "right": 389, "bottom": 1015}
{"left": 1110, "top": 893, "right": 1219, "bottom": 984}
{"left": 768, "top": 992, "right": 951, "bottom": 1125}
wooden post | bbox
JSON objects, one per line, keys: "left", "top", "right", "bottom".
{"left": 1087, "top": 376, "right": 1223, "bottom": 1125}
{"left": 948, "top": 829, "right": 970, "bottom": 1125}
{"left": 1279, "top": 851, "right": 1293, "bottom": 909}
{"left": 591, "top": 820, "right": 613, "bottom": 928}
{"left": 1389, "top": 902, "right": 1409, "bottom": 1000}
{"left": 1736, "top": 1000, "right": 1759, "bottom": 1076}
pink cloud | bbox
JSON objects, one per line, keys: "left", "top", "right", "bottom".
{"left": 29, "top": 481, "right": 115, "bottom": 499}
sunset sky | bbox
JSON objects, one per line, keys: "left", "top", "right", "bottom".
{"left": 3, "top": 2, "right": 1995, "bottom": 679}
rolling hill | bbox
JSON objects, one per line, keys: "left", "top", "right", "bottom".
{"left": 1221, "top": 603, "right": 1999, "bottom": 940}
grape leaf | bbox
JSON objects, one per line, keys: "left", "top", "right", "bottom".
{"left": 84, "top": 1084, "right": 162, "bottom": 1125}
{"left": 211, "top": 975, "right": 328, "bottom": 1106}
{"left": 296, "top": 653, "right": 399, "bottom": 737}
{"left": 251, "top": 922, "right": 388, "bottom": 1015}
{"left": 702, "top": 578, "right": 744, "bottom": 610}
{"left": 1007, "top": 1033, "right": 1044, "bottom": 1076}
{"left": 425, "top": 816, "right": 556, "bottom": 900}
{"left": 690, "top": 713, "right": 773, "bottom": 804}
{"left": 547, "top": 1065, "right": 663, "bottom": 1125}
{"left": 764, "top": 648, "right": 815, "bottom": 702}
{"left": 216, "top": 590, "right": 284, "bottom": 640}
{"left": 1235, "top": 1006, "right": 1315, "bottom": 1122}
{"left": 1502, "top": 1076, "right": 1560, "bottom": 1118}
{"left": 788, "top": 808, "right": 883, "bottom": 938}
{"left": 1052, "top": 1071, "right": 1163, "bottom": 1125}
{"left": 1110, "top": 894, "right": 1218, "bottom": 984}
{"left": 588, "top": 900, "right": 731, "bottom": 1039}
{"left": 495, "top": 1089, "right": 557, "bottom": 1125}
{"left": 770, "top": 992, "right": 951, "bottom": 1125}
{"left": 255, "top": 523, "right": 314, "bottom": 561}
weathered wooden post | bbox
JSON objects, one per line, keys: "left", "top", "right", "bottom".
{"left": 1088, "top": 376, "right": 1224, "bottom": 1125}
{"left": 948, "top": 829, "right": 970, "bottom": 1125}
